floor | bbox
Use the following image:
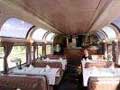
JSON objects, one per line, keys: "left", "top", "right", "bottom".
{"left": 55, "top": 64, "right": 87, "bottom": 90}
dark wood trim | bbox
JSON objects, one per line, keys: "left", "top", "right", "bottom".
{"left": 43, "top": 31, "right": 50, "bottom": 39}
{"left": 26, "top": 44, "right": 32, "bottom": 65}
{"left": 0, "top": 36, "right": 25, "bottom": 40}
{"left": 25, "top": 25, "right": 35, "bottom": 38}
{"left": 0, "top": 37, "right": 27, "bottom": 43}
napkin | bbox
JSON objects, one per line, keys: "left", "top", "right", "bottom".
{"left": 45, "top": 65, "right": 51, "bottom": 71}
{"left": 46, "top": 58, "right": 50, "bottom": 61}
{"left": 27, "top": 64, "right": 34, "bottom": 71}
{"left": 59, "top": 57, "right": 63, "bottom": 61}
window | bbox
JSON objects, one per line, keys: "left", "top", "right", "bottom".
{"left": 102, "top": 26, "right": 117, "bottom": 39}
{"left": 37, "top": 46, "right": 42, "bottom": 56}
{"left": 96, "top": 30, "right": 107, "bottom": 40}
{"left": 112, "top": 17, "right": 120, "bottom": 32}
{"left": 45, "top": 33, "right": 55, "bottom": 42}
{"left": 0, "top": 47, "right": 4, "bottom": 71}
{"left": 8, "top": 46, "right": 26, "bottom": 68}
{"left": 0, "top": 18, "right": 33, "bottom": 38}
{"left": 31, "top": 46, "right": 38, "bottom": 60}
{"left": 46, "top": 45, "right": 52, "bottom": 55}
{"left": 31, "top": 46, "right": 34, "bottom": 60}
{"left": 32, "top": 28, "right": 47, "bottom": 41}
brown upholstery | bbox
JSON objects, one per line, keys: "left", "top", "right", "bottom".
{"left": 0, "top": 75, "right": 48, "bottom": 90}
{"left": 32, "top": 61, "right": 62, "bottom": 69}
{"left": 85, "top": 61, "right": 114, "bottom": 68}
{"left": 47, "top": 54, "right": 66, "bottom": 59}
{"left": 88, "top": 77, "right": 120, "bottom": 90}
{"left": 32, "top": 61, "right": 64, "bottom": 86}
{"left": 32, "top": 60, "right": 64, "bottom": 76}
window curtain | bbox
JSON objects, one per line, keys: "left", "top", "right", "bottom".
{"left": 112, "top": 41, "right": 119, "bottom": 63}
{"left": 114, "top": 41, "right": 120, "bottom": 65}
{"left": 26, "top": 44, "right": 31, "bottom": 65}
{"left": 2, "top": 42, "right": 14, "bottom": 74}
{"left": 33, "top": 44, "right": 37, "bottom": 62}
{"left": 42, "top": 44, "right": 46, "bottom": 56}
{"left": 103, "top": 43, "right": 108, "bottom": 59}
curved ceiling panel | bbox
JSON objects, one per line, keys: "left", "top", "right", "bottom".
{"left": 5, "top": 0, "right": 111, "bottom": 35}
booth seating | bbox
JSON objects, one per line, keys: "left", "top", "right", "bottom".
{"left": 33, "top": 57, "right": 67, "bottom": 70}
{"left": 81, "top": 60, "right": 114, "bottom": 68}
{"left": 81, "top": 60, "right": 115, "bottom": 87}
{"left": 82, "top": 67, "right": 120, "bottom": 87}
{"left": 46, "top": 54, "right": 66, "bottom": 59}
{"left": 31, "top": 58, "right": 67, "bottom": 87}
{"left": 11, "top": 66, "right": 61, "bottom": 85}
{"left": 84, "top": 61, "right": 114, "bottom": 68}
{"left": 0, "top": 75, "right": 48, "bottom": 90}
{"left": 43, "top": 58, "right": 67, "bottom": 70}
{"left": 88, "top": 77, "right": 120, "bottom": 90}
{"left": 32, "top": 61, "right": 62, "bottom": 69}
{"left": 32, "top": 61, "right": 64, "bottom": 86}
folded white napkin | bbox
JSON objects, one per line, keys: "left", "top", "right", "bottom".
{"left": 45, "top": 65, "right": 51, "bottom": 71}
{"left": 27, "top": 64, "right": 34, "bottom": 71}
{"left": 46, "top": 58, "right": 50, "bottom": 61}
{"left": 59, "top": 57, "right": 63, "bottom": 61}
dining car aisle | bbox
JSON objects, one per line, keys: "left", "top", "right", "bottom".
{"left": 56, "top": 64, "right": 87, "bottom": 90}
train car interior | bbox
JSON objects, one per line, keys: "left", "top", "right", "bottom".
{"left": 0, "top": 0, "right": 120, "bottom": 90}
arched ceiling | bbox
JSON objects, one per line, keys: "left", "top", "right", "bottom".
{"left": 0, "top": 0, "right": 120, "bottom": 35}
{"left": 90, "top": 0, "right": 120, "bottom": 32}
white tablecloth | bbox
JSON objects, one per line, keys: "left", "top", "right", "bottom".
{"left": 83, "top": 68, "right": 120, "bottom": 86}
{"left": 12, "top": 67, "right": 60, "bottom": 85}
